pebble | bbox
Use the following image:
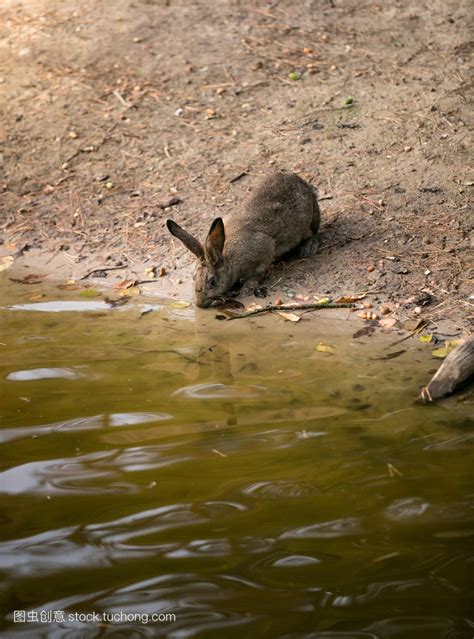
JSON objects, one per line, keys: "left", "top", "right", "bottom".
{"left": 367, "top": 264, "right": 375, "bottom": 272}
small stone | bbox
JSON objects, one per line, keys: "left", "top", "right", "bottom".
{"left": 380, "top": 305, "right": 391, "bottom": 315}
{"left": 404, "top": 145, "right": 412, "bottom": 152}
{"left": 367, "top": 264, "right": 375, "bottom": 272}
{"left": 68, "top": 131, "right": 78, "bottom": 139}
{"left": 363, "top": 301, "right": 372, "bottom": 309}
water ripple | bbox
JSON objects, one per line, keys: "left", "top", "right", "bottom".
{"left": 6, "top": 367, "right": 83, "bottom": 381}
{"left": 281, "top": 517, "right": 364, "bottom": 539}
{"left": 0, "top": 447, "right": 187, "bottom": 495}
{"left": 242, "top": 480, "right": 317, "bottom": 499}
{"left": 385, "top": 497, "right": 431, "bottom": 521}
{"left": 0, "top": 412, "right": 172, "bottom": 444}
{"left": 172, "top": 382, "right": 266, "bottom": 399}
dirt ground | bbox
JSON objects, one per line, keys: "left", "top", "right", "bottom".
{"left": 0, "top": 0, "right": 472, "bottom": 335}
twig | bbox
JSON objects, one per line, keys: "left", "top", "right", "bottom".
{"left": 229, "top": 171, "right": 248, "bottom": 183}
{"left": 113, "top": 90, "right": 132, "bottom": 108}
{"left": 387, "top": 321, "right": 426, "bottom": 346}
{"left": 157, "top": 197, "right": 182, "bottom": 209}
{"left": 224, "top": 302, "right": 354, "bottom": 320}
{"left": 80, "top": 264, "right": 127, "bottom": 280}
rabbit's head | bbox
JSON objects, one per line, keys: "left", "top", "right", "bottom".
{"left": 166, "top": 218, "right": 234, "bottom": 308}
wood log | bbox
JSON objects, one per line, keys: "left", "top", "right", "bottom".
{"left": 421, "top": 336, "right": 474, "bottom": 401}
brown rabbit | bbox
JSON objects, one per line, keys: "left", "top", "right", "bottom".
{"left": 166, "top": 171, "right": 320, "bottom": 308}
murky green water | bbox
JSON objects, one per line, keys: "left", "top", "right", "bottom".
{"left": 0, "top": 280, "right": 473, "bottom": 638}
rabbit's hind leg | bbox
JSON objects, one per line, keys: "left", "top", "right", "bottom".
{"left": 298, "top": 235, "right": 320, "bottom": 258}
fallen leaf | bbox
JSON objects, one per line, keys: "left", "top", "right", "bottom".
{"left": 159, "top": 267, "right": 167, "bottom": 277}
{"left": 170, "top": 300, "right": 191, "bottom": 309}
{"left": 335, "top": 294, "right": 366, "bottom": 304}
{"left": 29, "top": 293, "right": 44, "bottom": 301}
{"left": 387, "top": 463, "right": 403, "bottom": 477}
{"left": 119, "top": 286, "right": 140, "bottom": 297}
{"left": 79, "top": 289, "right": 102, "bottom": 298}
{"left": 431, "top": 340, "right": 462, "bottom": 359}
{"left": 379, "top": 317, "right": 397, "bottom": 329}
{"left": 0, "top": 256, "right": 14, "bottom": 272}
{"left": 9, "top": 273, "right": 46, "bottom": 284}
{"left": 315, "top": 342, "right": 335, "bottom": 354}
{"left": 403, "top": 319, "right": 423, "bottom": 332}
{"left": 115, "top": 278, "right": 135, "bottom": 290}
{"left": 315, "top": 297, "right": 331, "bottom": 304}
{"left": 57, "top": 283, "right": 82, "bottom": 291}
{"left": 277, "top": 311, "right": 301, "bottom": 322}
{"left": 419, "top": 334, "right": 432, "bottom": 343}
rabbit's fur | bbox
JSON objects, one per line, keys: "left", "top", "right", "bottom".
{"left": 166, "top": 171, "right": 320, "bottom": 308}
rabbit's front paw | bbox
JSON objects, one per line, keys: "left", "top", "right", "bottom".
{"left": 254, "top": 287, "right": 268, "bottom": 299}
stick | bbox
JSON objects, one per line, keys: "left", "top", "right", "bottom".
{"left": 421, "top": 336, "right": 474, "bottom": 401}
{"left": 225, "top": 302, "right": 354, "bottom": 320}
{"left": 80, "top": 265, "right": 127, "bottom": 280}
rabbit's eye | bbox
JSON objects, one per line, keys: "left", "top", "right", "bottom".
{"left": 207, "top": 276, "right": 216, "bottom": 289}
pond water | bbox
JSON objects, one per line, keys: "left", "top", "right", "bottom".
{"left": 0, "top": 281, "right": 473, "bottom": 638}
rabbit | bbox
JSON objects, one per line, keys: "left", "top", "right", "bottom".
{"left": 166, "top": 171, "right": 320, "bottom": 308}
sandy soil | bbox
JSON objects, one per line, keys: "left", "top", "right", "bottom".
{"left": 0, "top": 0, "right": 472, "bottom": 334}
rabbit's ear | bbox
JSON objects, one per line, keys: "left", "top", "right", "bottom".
{"left": 166, "top": 219, "right": 204, "bottom": 260}
{"left": 205, "top": 218, "right": 225, "bottom": 265}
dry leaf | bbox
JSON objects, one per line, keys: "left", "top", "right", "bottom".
{"left": 29, "top": 293, "right": 44, "bottom": 301}
{"left": 159, "top": 267, "right": 167, "bottom": 277}
{"left": 9, "top": 273, "right": 46, "bottom": 284}
{"left": 119, "top": 286, "right": 140, "bottom": 297}
{"left": 379, "top": 317, "right": 397, "bottom": 329}
{"left": 335, "top": 294, "right": 366, "bottom": 304}
{"left": 170, "top": 300, "right": 191, "bottom": 309}
{"left": 403, "top": 319, "right": 423, "bottom": 332}
{"left": 0, "top": 256, "right": 14, "bottom": 272}
{"left": 419, "top": 334, "right": 432, "bottom": 343}
{"left": 277, "top": 311, "right": 301, "bottom": 322}
{"left": 115, "top": 278, "right": 135, "bottom": 290}
{"left": 57, "top": 283, "right": 82, "bottom": 290}
{"left": 315, "top": 342, "right": 335, "bottom": 354}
